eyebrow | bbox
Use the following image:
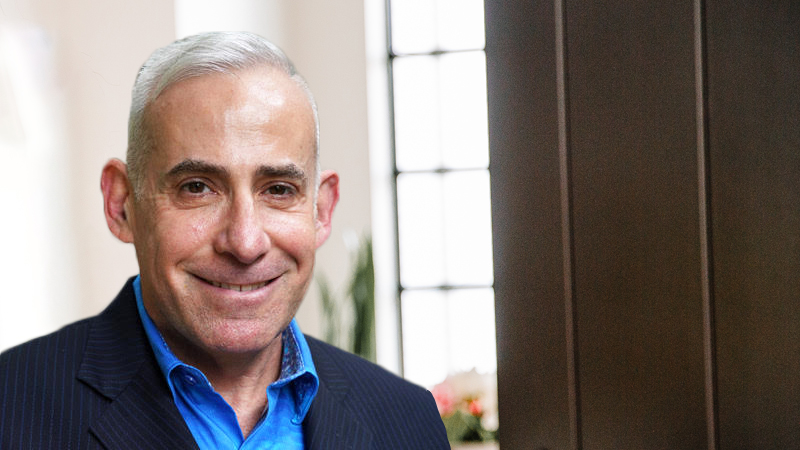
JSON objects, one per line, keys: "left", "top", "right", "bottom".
{"left": 165, "top": 159, "right": 229, "bottom": 179}
{"left": 164, "top": 158, "right": 308, "bottom": 185}
{"left": 257, "top": 164, "right": 308, "bottom": 183}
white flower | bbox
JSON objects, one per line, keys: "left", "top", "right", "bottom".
{"left": 436, "top": 369, "right": 499, "bottom": 432}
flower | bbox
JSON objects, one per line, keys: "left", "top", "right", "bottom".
{"left": 467, "top": 398, "right": 483, "bottom": 416}
{"left": 431, "top": 369, "right": 497, "bottom": 443}
{"left": 432, "top": 381, "right": 456, "bottom": 416}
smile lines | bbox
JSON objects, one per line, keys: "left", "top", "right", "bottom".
{"left": 208, "top": 279, "right": 270, "bottom": 292}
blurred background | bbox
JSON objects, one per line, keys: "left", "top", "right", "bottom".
{"left": 0, "top": 0, "right": 496, "bottom": 410}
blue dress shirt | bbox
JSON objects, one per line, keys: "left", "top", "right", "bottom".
{"left": 133, "top": 276, "right": 319, "bottom": 449}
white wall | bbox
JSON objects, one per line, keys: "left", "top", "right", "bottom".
{"left": 0, "top": 0, "right": 174, "bottom": 349}
{"left": 0, "top": 1, "right": 375, "bottom": 353}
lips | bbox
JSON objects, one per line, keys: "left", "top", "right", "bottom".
{"left": 208, "top": 279, "right": 270, "bottom": 292}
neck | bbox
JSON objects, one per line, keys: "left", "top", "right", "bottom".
{"left": 165, "top": 332, "right": 284, "bottom": 438}
{"left": 210, "top": 355, "right": 281, "bottom": 438}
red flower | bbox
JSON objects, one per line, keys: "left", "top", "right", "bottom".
{"left": 467, "top": 398, "right": 483, "bottom": 417}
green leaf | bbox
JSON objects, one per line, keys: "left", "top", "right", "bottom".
{"left": 349, "top": 236, "right": 375, "bottom": 361}
{"left": 317, "top": 274, "right": 340, "bottom": 347}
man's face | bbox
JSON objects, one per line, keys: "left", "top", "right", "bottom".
{"left": 123, "top": 67, "right": 334, "bottom": 361}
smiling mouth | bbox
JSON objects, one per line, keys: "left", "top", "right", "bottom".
{"left": 206, "top": 279, "right": 272, "bottom": 292}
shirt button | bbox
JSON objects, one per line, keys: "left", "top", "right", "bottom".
{"left": 184, "top": 373, "right": 198, "bottom": 386}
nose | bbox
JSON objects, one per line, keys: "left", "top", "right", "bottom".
{"left": 214, "top": 194, "right": 270, "bottom": 264}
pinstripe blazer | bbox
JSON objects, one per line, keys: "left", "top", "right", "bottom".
{"left": 0, "top": 279, "right": 449, "bottom": 449}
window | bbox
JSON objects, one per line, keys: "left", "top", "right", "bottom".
{"left": 386, "top": 0, "right": 496, "bottom": 389}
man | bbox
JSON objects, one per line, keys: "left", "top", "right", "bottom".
{"left": 0, "top": 31, "right": 449, "bottom": 449}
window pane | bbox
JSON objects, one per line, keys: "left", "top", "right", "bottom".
{"left": 390, "top": 0, "right": 438, "bottom": 54}
{"left": 393, "top": 56, "right": 441, "bottom": 171}
{"left": 393, "top": 52, "right": 489, "bottom": 172}
{"left": 402, "top": 288, "right": 497, "bottom": 388}
{"left": 397, "top": 171, "right": 494, "bottom": 288}
{"left": 401, "top": 289, "right": 448, "bottom": 387}
{"left": 436, "top": 0, "right": 486, "bottom": 51}
{"left": 443, "top": 171, "right": 493, "bottom": 285}
{"left": 439, "top": 52, "right": 489, "bottom": 170}
{"left": 397, "top": 172, "right": 445, "bottom": 287}
{"left": 391, "top": 0, "right": 486, "bottom": 54}
{"left": 445, "top": 288, "right": 496, "bottom": 375}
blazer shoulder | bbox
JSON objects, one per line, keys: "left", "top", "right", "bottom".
{"left": 304, "top": 335, "right": 449, "bottom": 448}
{"left": 1, "top": 315, "right": 93, "bottom": 369}
{"left": 0, "top": 279, "right": 186, "bottom": 450}
{"left": 305, "top": 335, "right": 424, "bottom": 396}
{"left": 0, "top": 316, "right": 100, "bottom": 449}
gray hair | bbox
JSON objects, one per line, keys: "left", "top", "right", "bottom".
{"left": 126, "top": 31, "right": 319, "bottom": 196}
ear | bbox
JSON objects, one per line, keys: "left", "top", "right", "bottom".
{"left": 100, "top": 158, "right": 135, "bottom": 243}
{"left": 315, "top": 170, "right": 340, "bottom": 248}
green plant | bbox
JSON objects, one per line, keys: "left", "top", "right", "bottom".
{"left": 317, "top": 235, "right": 375, "bottom": 361}
{"left": 348, "top": 237, "right": 375, "bottom": 360}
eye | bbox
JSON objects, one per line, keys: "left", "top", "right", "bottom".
{"left": 265, "top": 183, "right": 295, "bottom": 197}
{"left": 181, "top": 181, "right": 212, "bottom": 194}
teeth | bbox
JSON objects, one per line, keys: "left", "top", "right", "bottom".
{"left": 209, "top": 280, "right": 269, "bottom": 292}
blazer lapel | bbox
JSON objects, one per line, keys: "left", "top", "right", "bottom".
{"left": 303, "top": 376, "right": 373, "bottom": 450}
{"left": 77, "top": 279, "right": 199, "bottom": 450}
{"left": 89, "top": 356, "right": 199, "bottom": 450}
{"left": 303, "top": 338, "right": 373, "bottom": 450}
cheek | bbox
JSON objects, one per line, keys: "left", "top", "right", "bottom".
{"left": 183, "top": 214, "right": 217, "bottom": 246}
{"left": 267, "top": 214, "right": 318, "bottom": 260}
{"left": 149, "top": 210, "right": 220, "bottom": 261}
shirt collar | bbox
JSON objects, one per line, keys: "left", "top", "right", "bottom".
{"left": 133, "top": 275, "right": 319, "bottom": 423}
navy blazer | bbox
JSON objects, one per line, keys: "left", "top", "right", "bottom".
{"left": 0, "top": 279, "right": 449, "bottom": 449}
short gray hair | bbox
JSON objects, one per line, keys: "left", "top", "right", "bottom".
{"left": 126, "top": 31, "right": 319, "bottom": 196}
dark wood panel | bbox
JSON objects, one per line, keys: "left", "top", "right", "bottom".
{"left": 486, "top": 0, "right": 571, "bottom": 448}
{"left": 707, "top": 1, "right": 800, "bottom": 448}
{"left": 565, "top": 1, "right": 708, "bottom": 447}
{"left": 487, "top": 0, "right": 800, "bottom": 448}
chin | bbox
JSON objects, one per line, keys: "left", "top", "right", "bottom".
{"left": 204, "top": 321, "right": 284, "bottom": 354}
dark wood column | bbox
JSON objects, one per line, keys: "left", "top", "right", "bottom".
{"left": 486, "top": 0, "right": 570, "bottom": 448}
{"left": 487, "top": 1, "right": 800, "bottom": 448}
{"left": 707, "top": 2, "right": 800, "bottom": 448}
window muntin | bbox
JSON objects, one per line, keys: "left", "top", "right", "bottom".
{"left": 388, "top": 0, "right": 495, "bottom": 387}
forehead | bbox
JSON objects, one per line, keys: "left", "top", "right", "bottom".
{"left": 143, "top": 66, "right": 317, "bottom": 173}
